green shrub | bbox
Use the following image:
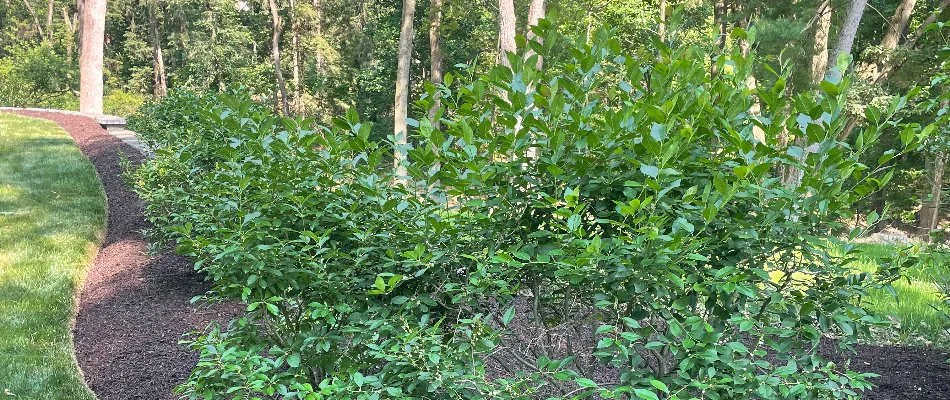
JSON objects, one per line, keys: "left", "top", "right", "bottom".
{"left": 0, "top": 42, "right": 76, "bottom": 108}
{"left": 133, "top": 27, "right": 924, "bottom": 400}
{"left": 103, "top": 90, "right": 147, "bottom": 117}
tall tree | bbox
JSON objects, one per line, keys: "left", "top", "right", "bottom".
{"left": 920, "top": 152, "right": 947, "bottom": 233}
{"left": 858, "top": 0, "right": 918, "bottom": 81}
{"left": 21, "top": 0, "right": 45, "bottom": 38}
{"left": 498, "top": 0, "right": 516, "bottom": 67}
{"left": 658, "top": 0, "right": 666, "bottom": 42}
{"left": 428, "top": 0, "right": 443, "bottom": 127}
{"left": 874, "top": 0, "right": 950, "bottom": 83}
{"left": 147, "top": 0, "right": 167, "bottom": 97}
{"left": 827, "top": 0, "right": 869, "bottom": 81}
{"left": 267, "top": 0, "right": 290, "bottom": 115}
{"left": 711, "top": 0, "right": 728, "bottom": 76}
{"left": 290, "top": 0, "right": 302, "bottom": 113}
{"left": 45, "top": 0, "right": 53, "bottom": 40}
{"left": 79, "top": 0, "right": 106, "bottom": 114}
{"left": 810, "top": 0, "right": 833, "bottom": 85}
{"left": 526, "top": 0, "right": 544, "bottom": 69}
{"left": 394, "top": 0, "right": 417, "bottom": 179}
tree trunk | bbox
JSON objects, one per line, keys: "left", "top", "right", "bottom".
{"left": 62, "top": 6, "right": 76, "bottom": 60}
{"left": 313, "top": 0, "right": 323, "bottom": 74}
{"left": 79, "top": 0, "right": 105, "bottom": 114}
{"left": 827, "top": 0, "right": 868, "bottom": 81}
{"left": 810, "top": 0, "right": 832, "bottom": 85}
{"left": 858, "top": 0, "right": 917, "bottom": 80}
{"left": 920, "top": 152, "right": 947, "bottom": 234}
{"left": 497, "top": 0, "right": 516, "bottom": 67}
{"left": 526, "top": 0, "right": 544, "bottom": 69}
{"left": 148, "top": 0, "right": 167, "bottom": 97}
{"left": 711, "top": 0, "right": 728, "bottom": 76}
{"left": 875, "top": 0, "right": 950, "bottom": 83}
{"left": 394, "top": 0, "right": 416, "bottom": 179}
{"left": 267, "top": 0, "right": 290, "bottom": 115}
{"left": 428, "top": 0, "right": 443, "bottom": 128}
{"left": 739, "top": 24, "right": 764, "bottom": 143}
{"left": 658, "top": 0, "right": 666, "bottom": 42}
{"left": 290, "top": 0, "right": 301, "bottom": 113}
{"left": 46, "top": 0, "right": 54, "bottom": 40}
{"left": 22, "top": 0, "right": 46, "bottom": 38}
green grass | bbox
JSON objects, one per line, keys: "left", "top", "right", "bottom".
{"left": 849, "top": 243, "right": 950, "bottom": 346}
{"left": 0, "top": 112, "right": 105, "bottom": 399}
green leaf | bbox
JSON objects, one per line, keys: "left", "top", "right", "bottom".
{"left": 650, "top": 380, "right": 669, "bottom": 393}
{"left": 502, "top": 306, "right": 516, "bottom": 326}
{"left": 640, "top": 164, "right": 659, "bottom": 178}
{"left": 287, "top": 353, "right": 301, "bottom": 368}
{"left": 634, "top": 388, "right": 660, "bottom": 400}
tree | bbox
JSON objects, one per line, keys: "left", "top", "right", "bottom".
{"left": 147, "top": 0, "right": 167, "bottom": 97}
{"left": 428, "top": 0, "right": 443, "bottom": 127}
{"left": 810, "top": 0, "right": 832, "bottom": 85}
{"left": 394, "top": 0, "right": 416, "bottom": 179}
{"left": 79, "top": 0, "right": 106, "bottom": 114}
{"left": 920, "top": 151, "right": 947, "bottom": 233}
{"left": 497, "top": 0, "right": 516, "bottom": 67}
{"left": 827, "top": 0, "right": 868, "bottom": 81}
{"left": 526, "top": 0, "right": 544, "bottom": 69}
{"left": 267, "top": 0, "right": 290, "bottom": 115}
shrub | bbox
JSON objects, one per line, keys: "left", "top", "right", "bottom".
{"left": 133, "top": 27, "right": 923, "bottom": 400}
{"left": 0, "top": 42, "right": 76, "bottom": 108}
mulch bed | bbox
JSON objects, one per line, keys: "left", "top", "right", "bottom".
{"left": 13, "top": 111, "right": 240, "bottom": 400}
{"left": 7, "top": 110, "right": 949, "bottom": 399}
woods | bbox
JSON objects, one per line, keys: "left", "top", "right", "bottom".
{"left": 2, "top": 0, "right": 948, "bottom": 234}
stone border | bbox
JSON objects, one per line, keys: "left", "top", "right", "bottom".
{"left": 0, "top": 107, "right": 148, "bottom": 155}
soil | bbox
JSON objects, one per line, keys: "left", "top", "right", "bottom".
{"left": 7, "top": 110, "right": 949, "bottom": 399}
{"left": 821, "top": 342, "right": 950, "bottom": 400}
{"left": 12, "top": 111, "right": 240, "bottom": 400}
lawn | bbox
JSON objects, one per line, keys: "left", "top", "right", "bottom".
{"left": 0, "top": 112, "right": 104, "bottom": 399}
{"left": 850, "top": 243, "right": 950, "bottom": 346}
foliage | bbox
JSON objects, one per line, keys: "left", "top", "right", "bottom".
{"left": 104, "top": 89, "right": 148, "bottom": 117}
{"left": 0, "top": 42, "right": 76, "bottom": 107}
{"left": 132, "top": 27, "right": 923, "bottom": 399}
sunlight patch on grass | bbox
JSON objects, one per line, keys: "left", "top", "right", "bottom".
{"left": 0, "top": 112, "right": 104, "bottom": 399}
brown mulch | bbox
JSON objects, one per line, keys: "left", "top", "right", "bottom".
{"left": 7, "top": 110, "right": 949, "bottom": 399}
{"left": 13, "top": 111, "right": 239, "bottom": 400}
{"left": 822, "top": 342, "right": 950, "bottom": 400}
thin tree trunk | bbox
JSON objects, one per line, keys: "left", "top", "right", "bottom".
{"left": 711, "top": 0, "right": 727, "bottom": 76}
{"left": 394, "top": 0, "right": 416, "bottom": 179}
{"left": 22, "top": 0, "right": 46, "bottom": 38}
{"left": 148, "top": 0, "right": 167, "bottom": 97}
{"left": 526, "top": 0, "right": 544, "bottom": 69}
{"left": 810, "top": 0, "right": 832, "bottom": 85}
{"left": 267, "top": 0, "right": 290, "bottom": 115}
{"left": 658, "top": 0, "right": 666, "bottom": 42}
{"left": 46, "top": 0, "right": 54, "bottom": 40}
{"left": 739, "top": 25, "right": 764, "bottom": 143}
{"left": 290, "top": 0, "right": 301, "bottom": 113}
{"left": 428, "top": 0, "right": 443, "bottom": 128}
{"left": 827, "top": 0, "right": 869, "bottom": 82}
{"left": 313, "top": 0, "right": 323, "bottom": 74}
{"left": 79, "top": 0, "right": 105, "bottom": 113}
{"left": 920, "top": 152, "right": 947, "bottom": 234}
{"left": 62, "top": 6, "right": 76, "bottom": 60}
{"left": 498, "top": 0, "right": 516, "bottom": 67}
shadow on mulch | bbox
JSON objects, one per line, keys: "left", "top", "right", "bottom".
{"left": 8, "top": 110, "right": 948, "bottom": 400}
{"left": 13, "top": 111, "right": 240, "bottom": 400}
